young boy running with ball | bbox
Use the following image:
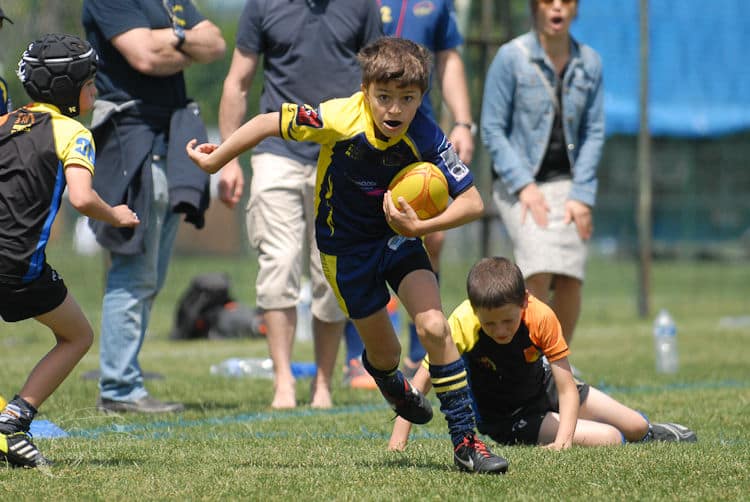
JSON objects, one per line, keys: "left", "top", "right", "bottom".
{"left": 0, "top": 33, "right": 139, "bottom": 468}
{"left": 187, "top": 36, "right": 508, "bottom": 474}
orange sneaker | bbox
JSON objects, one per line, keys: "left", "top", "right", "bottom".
{"left": 343, "top": 358, "right": 378, "bottom": 390}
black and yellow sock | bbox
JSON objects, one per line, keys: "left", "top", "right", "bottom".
{"left": 429, "top": 359, "right": 475, "bottom": 447}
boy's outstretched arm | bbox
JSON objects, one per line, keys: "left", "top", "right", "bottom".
{"left": 65, "top": 166, "right": 140, "bottom": 228}
{"left": 545, "top": 357, "right": 580, "bottom": 451}
{"left": 388, "top": 364, "right": 433, "bottom": 451}
{"left": 384, "top": 185, "right": 484, "bottom": 238}
{"left": 186, "top": 111, "right": 280, "bottom": 174}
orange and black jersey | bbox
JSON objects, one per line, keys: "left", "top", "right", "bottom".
{"left": 445, "top": 295, "right": 570, "bottom": 423}
{"left": 0, "top": 103, "right": 95, "bottom": 285}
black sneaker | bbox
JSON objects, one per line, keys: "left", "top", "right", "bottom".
{"left": 650, "top": 422, "right": 697, "bottom": 442}
{"left": 382, "top": 379, "right": 433, "bottom": 424}
{"left": 0, "top": 431, "right": 49, "bottom": 468}
{"left": 453, "top": 433, "right": 509, "bottom": 474}
{"left": 97, "top": 396, "right": 185, "bottom": 414}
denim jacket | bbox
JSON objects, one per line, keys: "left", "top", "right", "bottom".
{"left": 480, "top": 31, "right": 604, "bottom": 206}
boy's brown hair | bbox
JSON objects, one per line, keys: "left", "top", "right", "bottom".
{"left": 357, "top": 37, "right": 432, "bottom": 94}
{"left": 466, "top": 257, "right": 526, "bottom": 310}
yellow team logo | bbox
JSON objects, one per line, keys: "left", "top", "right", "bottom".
{"left": 166, "top": 0, "right": 187, "bottom": 26}
{"left": 11, "top": 111, "right": 35, "bottom": 135}
{"left": 477, "top": 356, "right": 497, "bottom": 372}
{"left": 523, "top": 345, "right": 541, "bottom": 363}
{"left": 324, "top": 176, "right": 335, "bottom": 236}
{"left": 380, "top": 6, "right": 392, "bottom": 24}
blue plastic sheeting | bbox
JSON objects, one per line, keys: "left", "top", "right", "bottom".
{"left": 29, "top": 419, "right": 68, "bottom": 439}
{"left": 572, "top": 0, "right": 750, "bottom": 137}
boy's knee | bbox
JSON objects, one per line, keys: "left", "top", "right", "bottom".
{"left": 69, "top": 324, "right": 95, "bottom": 352}
{"left": 414, "top": 311, "right": 449, "bottom": 344}
{"left": 608, "top": 426, "right": 626, "bottom": 445}
{"left": 81, "top": 328, "right": 95, "bottom": 351}
{"left": 624, "top": 416, "right": 651, "bottom": 442}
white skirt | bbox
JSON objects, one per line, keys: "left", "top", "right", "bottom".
{"left": 492, "top": 178, "right": 587, "bottom": 280}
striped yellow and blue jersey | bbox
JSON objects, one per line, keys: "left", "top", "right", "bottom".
{"left": 280, "top": 91, "right": 473, "bottom": 255}
{"left": 0, "top": 103, "right": 96, "bottom": 284}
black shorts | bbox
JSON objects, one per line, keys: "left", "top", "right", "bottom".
{"left": 477, "top": 371, "right": 590, "bottom": 446}
{"left": 0, "top": 263, "right": 68, "bottom": 322}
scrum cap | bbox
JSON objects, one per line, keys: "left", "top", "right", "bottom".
{"left": 17, "top": 33, "right": 98, "bottom": 117}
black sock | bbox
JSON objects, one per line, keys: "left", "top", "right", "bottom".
{"left": 361, "top": 350, "right": 406, "bottom": 397}
{"left": 0, "top": 395, "right": 37, "bottom": 434}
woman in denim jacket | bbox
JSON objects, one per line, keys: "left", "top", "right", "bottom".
{"left": 480, "top": 0, "right": 604, "bottom": 348}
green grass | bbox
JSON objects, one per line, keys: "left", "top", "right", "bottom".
{"left": 1, "top": 242, "right": 749, "bottom": 500}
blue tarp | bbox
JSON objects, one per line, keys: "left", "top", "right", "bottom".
{"left": 572, "top": 0, "right": 750, "bottom": 138}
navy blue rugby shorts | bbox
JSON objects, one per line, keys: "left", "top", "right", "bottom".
{"left": 320, "top": 236, "right": 432, "bottom": 319}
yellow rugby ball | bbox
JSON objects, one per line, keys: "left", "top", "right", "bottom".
{"left": 388, "top": 161, "right": 449, "bottom": 220}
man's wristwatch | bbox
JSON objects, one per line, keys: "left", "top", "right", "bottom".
{"left": 454, "top": 121, "right": 477, "bottom": 136}
{"left": 173, "top": 25, "right": 186, "bottom": 50}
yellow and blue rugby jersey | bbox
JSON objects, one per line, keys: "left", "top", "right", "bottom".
{"left": 0, "top": 103, "right": 96, "bottom": 284}
{"left": 440, "top": 295, "right": 570, "bottom": 420}
{"left": 280, "top": 91, "right": 473, "bottom": 255}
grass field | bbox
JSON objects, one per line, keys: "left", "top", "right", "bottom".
{"left": 1, "top": 238, "right": 749, "bottom": 500}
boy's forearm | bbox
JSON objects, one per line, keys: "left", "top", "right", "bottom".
{"left": 418, "top": 185, "right": 484, "bottom": 234}
{"left": 207, "top": 112, "right": 280, "bottom": 172}
{"left": 549, "top": 360, "right": 579, "bottom": 448}
{"left": 70, "top": 189, "right": 121, "bottom": 226}
{"left": 388, "top": 366, "right": 431, "bottom": 451}
{"left": 179, "top": 20, "right": 226, "bottom": 64}
{"left": 411, "top": 365, "right": 432, "bottom": 393}
{"left": 554, "top": 388, "right": 578, "bottom": 446}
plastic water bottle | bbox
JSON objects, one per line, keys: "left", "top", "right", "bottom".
{"left": 296, "top": 278, "right": 313, "bottom": 342}
{"left": 210, "top": 357, "right": 274, "bottom": 378}
{"left": 653, "top": 309, "right": 678, "bottom": 374}
{"left": 210, "top": 358, "right": 317, "bottom": 379}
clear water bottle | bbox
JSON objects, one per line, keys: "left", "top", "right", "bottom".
{"left": 296, "top": 278, "right": 313, "bottom": 342}
{"left": 210, "top": 357, "right": 274, "bottom": 378}
{"left": 653, "top": 309, "right": 678, "bottom": 374}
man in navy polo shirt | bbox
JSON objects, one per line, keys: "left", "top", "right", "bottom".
{"left": 82, "top": 0, "right": 226, "bottom": 413}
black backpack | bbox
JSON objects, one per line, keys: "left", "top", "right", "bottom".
{"left": 170, "top": 273, "right": 233, "bottom": 340}
{"left": 170, "top": 273, "right": 266, "bottom": 340}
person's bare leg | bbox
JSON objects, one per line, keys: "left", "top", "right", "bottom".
{"left": 397, "top": 270, "right": 459, "bottom": 365}
{"left": 579, "top": 386, "right": 649, "bottom": 442}
{"left": 19, "top": 294, "right": 94, "bottom": 408}
{"left": 524, "top": 272, "right": 553, "bottom": 304}
{"left": 401, "top": 231, "right": 446, "bottom": 371}
{"left": 550, "top": 275, "right": 582, "bottom": 346}
{"left": 264, "top": 307, "right": 297, "bottom": 409}
{"left": 310, "top": 317, "right": 344, "bottom": 408}
{"left": 538, "top": 412, "right": 623, "bottom": 446}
